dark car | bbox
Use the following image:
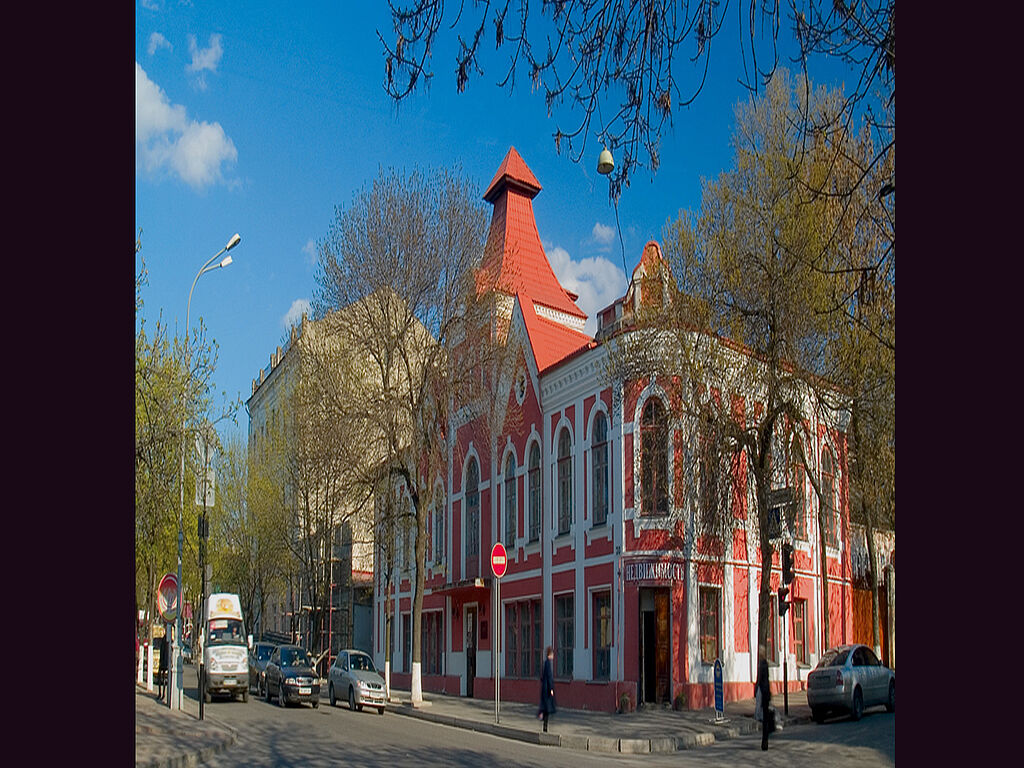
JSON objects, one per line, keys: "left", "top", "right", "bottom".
{"left": 807, "top": 643, "right": 895, "bottom": 722}
{"left": 249, "top": 642, "right": 275, "bottom": 697}
{"left": 265, "top": 645, "right": 320, "bottom": 708}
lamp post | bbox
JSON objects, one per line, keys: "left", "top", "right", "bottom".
{"left": 172, "top": 233, "right": 241, "bottom": 712}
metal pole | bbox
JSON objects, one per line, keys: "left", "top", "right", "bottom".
{"left": 495, "top": 578, "right": 500, "bottom": 724}
{"left": 783, "top": 611, "right": 789, "bottom": 716}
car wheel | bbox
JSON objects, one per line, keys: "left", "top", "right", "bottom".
{"left": 329, "top": 683, "right": 336, "bottom": 707}
{"left": 885, "top": 680, "right": 895, "bottom": 713}
{"left": 349, "top": 687, "right": 357, "bottom": 711}
{"left": 378, "top": 707, "right": 384, "bottom": 716}
{"left": 851, "top": 687, "right": 864, "bottom": 721}
{"left": 266, "top": 679, "right": 272, "bottom": 703}
{"left": 312, "top": 700, "right": 319, "bottom": 709}
{"left": 279, "top": 685, "right": 287, "bottom": 708}
{"left": 812, "top": 706, "right": 827, "bottom": 724}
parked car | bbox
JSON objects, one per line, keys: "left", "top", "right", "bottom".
{"left": 328, "top": 649, "right": 386, "bottom": 714}
{"left": 265, "top": 645, "right": 320, "bottom": 708}
{"left": 249, "top": 642, "right": 276, "bottom": 697}
{"left": 807, "top": 643, "right": 894, "bottom": 722}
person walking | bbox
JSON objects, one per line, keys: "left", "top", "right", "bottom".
{"left": 756, "top": 643, "right": 772, "bottom": 751}
{"left": 537, "top": 646, "right": 556, "bottom": 733}
{"left": 157, "top": 635, "right": 169, "bottom": 701}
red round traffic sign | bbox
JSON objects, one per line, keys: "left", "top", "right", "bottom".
{"left": 490, "top": 542, "right": 508, "bottom": 578}
{"left": 157, "top": 572, "right": 179, "bottom": 622}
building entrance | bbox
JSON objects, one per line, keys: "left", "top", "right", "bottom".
{"left": 465, "top": 606, "right": 477, "bottom": 697}
{"left": 638, "top": 588, "right": 671, "bottom": 705}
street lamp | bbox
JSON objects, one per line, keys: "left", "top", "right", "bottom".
{"left": 172, "top": 233, "right": 241, "bottom": 713}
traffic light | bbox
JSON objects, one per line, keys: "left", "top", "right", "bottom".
{"left": 782, "top": 542, "right": 794, "bottom": 584}
{"left": 778, "top": 585, "right": 790, "bottom": 616}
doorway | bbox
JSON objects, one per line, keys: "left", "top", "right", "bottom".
{"left": 639, "top": 588, "right": 671, "bottom": 705}
{"left": 465, "top": 606, "right": 477, "bottom": 697}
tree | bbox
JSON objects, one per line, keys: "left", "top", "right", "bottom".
{"left": 608, "top": 70, "right": 855, "bottom": 656}
{"left": 379, "top": 1, "right": 894, "bottom": 207}
{"left": 314, "top": 165, "right": 505, "bottom": 706}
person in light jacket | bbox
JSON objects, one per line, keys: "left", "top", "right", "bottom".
{"left": 537, "top": 646, "right": 556, "bottom": 732}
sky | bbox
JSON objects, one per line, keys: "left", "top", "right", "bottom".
{"left": 135, "top": 1, "right": 854, "bottom": 447}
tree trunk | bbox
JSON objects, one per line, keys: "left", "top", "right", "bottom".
{"left": 411, "top": 489, "right": 425, "bottom": 706}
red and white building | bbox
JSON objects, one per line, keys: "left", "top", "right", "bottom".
{"left": 374, "top": 147, "right": 855, "bottom": 711}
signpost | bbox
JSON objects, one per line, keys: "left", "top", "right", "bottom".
{"left": 712, "top": 658, "right": 729, "bottom": 724}
{"left": 490, "top": 542, "right": 507, "bottom": 724}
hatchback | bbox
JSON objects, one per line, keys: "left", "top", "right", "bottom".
{"left": 806, "top": 643, "right": 894, "bottom": 722}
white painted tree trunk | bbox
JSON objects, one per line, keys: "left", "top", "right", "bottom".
{"left": 411, "top": 661, "right": 422, "bottom": 707}
{"left": 147, "top": 645, "right": 154, "bottom": 691}
{"left": 385, "top": 659, "right": 391, "bottom": 701}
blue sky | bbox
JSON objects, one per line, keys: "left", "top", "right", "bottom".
{"left": 135, "top": 1, "right": 852, "bottom": 446}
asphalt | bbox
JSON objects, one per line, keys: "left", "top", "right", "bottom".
{"left": 135, "top": 672, "right": 813, "bottom": 766}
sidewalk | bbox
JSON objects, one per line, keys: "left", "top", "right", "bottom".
{"left": 134, "top": 676, "right": 809, "bottom": 765}
{"left": 386, "top": 687, "right": 812, "bottom": 754}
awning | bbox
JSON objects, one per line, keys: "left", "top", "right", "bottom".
{"left": 433, "top": 576, "right": 493, "bottom": 601}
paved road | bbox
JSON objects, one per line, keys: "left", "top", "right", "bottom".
{"left": 193, "top": 684, "right": 894, "bottom": 768}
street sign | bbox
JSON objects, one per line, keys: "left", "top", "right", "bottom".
{"left": 157, "top": 572, "right": 179, "bottom": 622}
{"left": 490, "top": 542, "right": 508, "bottom": 578}
{"left": 712, "top": 658, "right": 729, "bottom": 723}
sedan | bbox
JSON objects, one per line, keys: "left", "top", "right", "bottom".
{"left": 264, "top": 645, "right": 320, "bottom": 709}
{"left": 249, "top": 642, "right": 275, "bottom": 697}
{"left": 807, "top": 643, "right": 895, "bottom": 722}
{"left": 328, "top": 649, "right": 386, "bottom": 714}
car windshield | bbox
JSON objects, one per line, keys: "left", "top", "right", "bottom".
{"left": 207, "top": 618, "right": 245, "bottom": 646}
{"left": 281, "top": 648, "right": 312, "bottom": 667}
{"left": 256, "top": 646, "right": 273, "bottom": 661}
{"left": 817, "top": 648, "right": 850, "bottom": 668}
{"left": 350, "top": 653, "right": 376, "bottom": 673}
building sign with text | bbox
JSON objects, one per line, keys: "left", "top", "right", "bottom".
{"left": 623, "top": 560, "right": 685, "bottom": 582}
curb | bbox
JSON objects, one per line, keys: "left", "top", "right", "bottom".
{"left": 389, "top": 702, "right": 781, "bottom": 753}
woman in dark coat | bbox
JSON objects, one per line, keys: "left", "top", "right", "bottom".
{"left": 538, "top": 646, "right": 556, "bottom": 732}
{"left": 756, "top": 643, "right": 772, "bottom": 751}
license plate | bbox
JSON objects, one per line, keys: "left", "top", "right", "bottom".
{"left": 299, "top": 687, "right": 311, "bottom": 695}
{"left": 223, "top": 678, "right": 236, "bottom": 686}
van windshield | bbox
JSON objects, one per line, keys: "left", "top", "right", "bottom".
{"left": 208, "top": 618, "right": 245, "bottom": 646}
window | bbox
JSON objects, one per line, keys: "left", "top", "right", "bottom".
{"left": 433, "top": 492, "right": 445, "bottom": 566}
{"left": 402, "top": 613, "right": 411, "bottom": 672}
{"left": 528, "top": 443, "right": 541, "bottom": 542}
{"left": 822, "top": 448, "right": 837, "bottom": 545}
{"left": 699, "top": 586, "right": 720, "bottom": 664}
{"left": 593, "top": 592, "right": 611, "bottom": 680}
{"left": 422, "top": 611, "right": 444, "bottom": 675}
{"left": 555, "top": 594, "right": 574, "bottom": 678}
{"left": 640, "top": 399, "right": 669, "bottom": 516}
{"left": 505, "top": 599, "right": 542, "bottom": 679}
{"left": 792, "top": 599, "right": 807, "bottom": 666}
{"left": 591, "top": 412, "right": 609, "bottom": 526}
{"left": 504, "top": 454, "right": 517, "bottom": 548}
{"left": 557, "top": 429, "right": 573, "bottom": 535}
{"left": 789, "top": 438, "right": 807, "bottom": 539}
{"left": 765, "top": 595, "right": 777, "bottom": 663}
{"left": 466, "top": 457, "right": 480, "bottom": 563}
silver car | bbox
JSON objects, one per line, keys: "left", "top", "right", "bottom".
{"left": 328, "top": 649, "right": 386, "bottom": 714}
{"left": 807, "top": 643, "right": 895, "bottom": 722}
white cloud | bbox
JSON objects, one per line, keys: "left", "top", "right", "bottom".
{"left": 303, "top": 240, "right": 317, "bottom": 266}
{"left": 136, "top": 63, "right": 237, "bottom": 190}
{"left": 147, "top": 32, "right": 172, "bottom": 56}
{"left": 591, "top": 222, "right": 616, "bottom": 248}
{"left": 141, "top": 0, "right": 161, "bottom": 10}
{"left": 546, "top": 245, "right": 627, "bottom": 337}
{"left": 187, "top": 33, "right": 223, "bottom": 89}
{"left": 283, "top": 299, "right": 312, "bottom": 330}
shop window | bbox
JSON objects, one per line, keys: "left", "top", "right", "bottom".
{"left": 555, "top": 594, "right": 574, "bottom": 678}
{"left": 593, "top": 591, "right": 611, "bottom": 680}
{"left": 504, "top": 454, "right": 517, "bottom": 548}
{"left": 557, "top": 429, "right": 573, "bottom": 535}
{"left": 792, "top": 599, "right": 807, "bottom": 666}
{"left": 640, "top": 398, "right": 669, "bottom": 516}
{"left": 591, "top": 412, "right": 609, "bottom": 526}
{"left": 699, "top": 586, "right": 720, "bottom": 664}
{"left": 528, "top": 443, "right": 541, "bottom": 542}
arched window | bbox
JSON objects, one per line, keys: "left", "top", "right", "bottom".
{"left": 466, "top": 457, "right": 480, "bottom": 572}
{"left": 433, "top": 488, "right": 445, "bottom": 566}
{"left": 591, "top": 411, "right": 609, "bottom": 526}
{"left": 640, "top": 399, "right": 669, "bottom": 517}
{"left": 504, "top": 453, "right": 517, "bottom": 548}
{"left": 821, "top": 448, "right": 836, "bottom": 545}
{"left": 528, "top": 443, "right": 541, "bottom": 542}
{"left": 557, "top": 428, "right": 573, "bottom": 535}
{"left": 789, "top": 437, "right": 807, "bottom": 539}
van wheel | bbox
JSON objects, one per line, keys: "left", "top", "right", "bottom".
{"left": 242, "top": 689, "right": 249, "bottom": 703}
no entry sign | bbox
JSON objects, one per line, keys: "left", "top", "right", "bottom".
{"left": 490, "top": 542, "right": 508, "bottom": 578}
